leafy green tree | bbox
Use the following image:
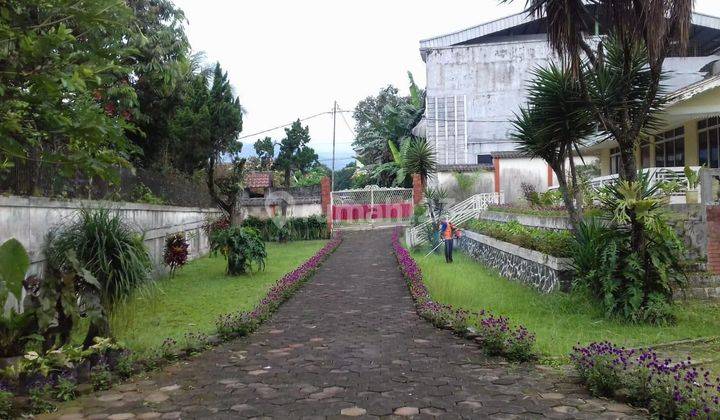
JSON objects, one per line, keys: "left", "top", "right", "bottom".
{"left": 125, "top": 0, "right": 190, "bottom": 169}
{"left": 352, "top": 72, "right": 426, "bottom": 186}
{"left": 333, "top": 162, "right": 358, "bottom": 190}
{"left": 0, "top": 0, "right": 139, "bottom": 194}
{"left": 254, "top": 137, "right": 275, "bottom": 170}
{"left": 352, "top": 86, "right": 404, "bottom": 165}
{"left": 169, "top": 62, "right": 243, "bottom": 216}
{"left": 274, "top": 120, "right": 318, "bottom": 187}
{"left": 296, "top": 164, "right": 330, "bottom": 187}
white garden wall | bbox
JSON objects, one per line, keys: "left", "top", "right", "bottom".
{"left": 0, "top": 195, "right": 221, "bottom": 278}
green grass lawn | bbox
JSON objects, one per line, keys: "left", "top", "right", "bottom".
{"left": 106, "top": 240, "right": 326, "bottom": 355}
{"left": 414, "top": 250, "right": 720, "bottom": 360}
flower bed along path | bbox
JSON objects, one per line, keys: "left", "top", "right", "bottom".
{"left": 39, "top": 230, "right": 640, "bottom": 419}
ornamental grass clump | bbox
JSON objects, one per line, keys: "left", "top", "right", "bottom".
{"left": 46, "top": 208, "right": 152, "bottom": 304}
{"left": 391, "top": 228, "right": 535, "bottom": 362}
{"left": 571, "top": 341, "right": 720, "bottom": 418}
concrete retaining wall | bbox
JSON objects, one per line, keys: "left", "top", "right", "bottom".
{"left": 0, "top": 195, "right": 221, "bottom": 278}
{"left": 478, "top": 210, "right": 573, "bottom": 230}
{"left": 457, "top": 230, "right": 574, "bottom": 293}
{"left": 236, "top": 197, "right": 322, "bottom": 222}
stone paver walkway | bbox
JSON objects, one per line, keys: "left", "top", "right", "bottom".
{"left": 43, "top": 230, "right": 644, "bottom": 419}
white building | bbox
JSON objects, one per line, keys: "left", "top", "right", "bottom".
{"left": 417, "top": 9, "right": 720, "bottom": 202}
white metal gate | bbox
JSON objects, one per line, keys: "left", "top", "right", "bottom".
{"left": 331, "top": 186, "right": 413, "bottom": 229}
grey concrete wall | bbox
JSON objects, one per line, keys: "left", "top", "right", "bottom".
{"left": 457, "top": 230, "right": 574, "bottom": 293}
{"left": 479, "top": 211, "right": 573, "bottom": 230}
{"left": 666, "top": 204, "right": 707, "bottom": 269}
{"left": 434, "top": 171, "right": 495, "bottom": 202}
{"left": 0, "top": 195, "right": 221, "bottom": 279}
{"left": 424, "top": 36, "right": 554, "bottom": 160}
{"left": 236, "top": 197, "right": 322, "bottom": 222}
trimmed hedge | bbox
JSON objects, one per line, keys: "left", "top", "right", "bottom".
{"left": 241, "top": 216, "right": 330, "bottom": 242}
{"left": 464, "top": 219, "right": 573, "bottom": 258}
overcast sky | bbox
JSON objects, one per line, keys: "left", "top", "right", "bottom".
{"left": 172, "top": 0, "right": 720, "bottom": 168}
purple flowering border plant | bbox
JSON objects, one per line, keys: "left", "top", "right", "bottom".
{"left": 391, "top": 228, "right": 535, "bottom": 362}
{"left": 215, "top": 233, "right": 343, "bottom": 339}
{"left": 571, "top": 341, "right": 720, "bottom": 418}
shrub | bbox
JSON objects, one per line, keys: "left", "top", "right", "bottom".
{"left": 464, "top": 219, "right": 573, "bottom": 258}
{"left": 215, "top": 312, "right": 257, "bottom": 339}
{"left": 241, "top": 216, "right": 329, "bottom": 242}
{"left": 46, "top": 208, "right": 152, "bottom": 305}
{"left": 28, "top": 385, "right": 55, "bottom": 414}
{"left": 163, "top": 232, "right": 190, "bottom": 276}
{"left": 0, "top": 390, "right": 13, "bottom": 419}
{"left": 210, "top": 226, "right": 267, "bottom": 275}
{"left": 90, "top": 363, "right": 112, "bottom": 391}
{"left": 571, "top": 342, "right": 720, "bottom": 418}
{"left": 114, "top": 353, "right": 137, "bottom": 379}
{"left": 180, "top": 332, "right": 209, "bottom": 355}
{"left": 572, "top": 174, "right": 685, "bottom": 324}
{"left": 520, "top": 183, "right": 563, "bottom": 207}
{"left": 204, "top": 215, "right": 230, "bottom": 237}
{"left": 53, "top": 376, "right": 77, "bottom": 401}
{"left": 131, "top": 183, "right": 165, "bottom": 205}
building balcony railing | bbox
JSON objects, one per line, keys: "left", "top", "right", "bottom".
{"left": 588, "top": 166, "right": 701, "bottom": 204}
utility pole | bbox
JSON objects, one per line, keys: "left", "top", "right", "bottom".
{"left": 331, "top": 100, "right": 337, "bottom": 191}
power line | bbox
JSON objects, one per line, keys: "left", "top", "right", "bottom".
{"left": 237, "top": 109, "right": 354, "bottom": 140}
{"left": 338, "top": 104, "right": 356, "bottom": 136}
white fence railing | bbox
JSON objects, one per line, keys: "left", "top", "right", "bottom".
{"left": 408, "top": 192, "right": 504, "bottom": 247}
{"left": 549, "top": 167, "right": 700, "bottom": 199}
{"left": 588, "top": 167, "right": 700, "bottom": 197}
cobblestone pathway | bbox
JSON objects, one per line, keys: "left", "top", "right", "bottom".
{"left": 42, "top": 230, "right": 644, "bottom": 419}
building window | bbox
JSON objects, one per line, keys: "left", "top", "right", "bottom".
{"left": 610, "top": 147, "right": 621, "bottom": 175}
{"left": 640, "top": 140, "right": 652, "bottom": 169}
{"left": 699, "top": 117, "right": 720, "bottom": 168}
{"left": 654, "top": 126, "right": 684, "bottom": 167}
{"left": 476, "top": 154, "right": 492, "bottom": 165}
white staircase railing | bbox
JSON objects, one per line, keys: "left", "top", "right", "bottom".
{"left": 408, "top": 192, "right": 504, "bottom": 247}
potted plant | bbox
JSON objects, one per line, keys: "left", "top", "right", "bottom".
{"left": 684, "top": 165, "right": 701, "bottom": 204}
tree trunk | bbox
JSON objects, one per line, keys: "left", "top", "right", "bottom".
{"left": 284, "top": 168, "right": 291, "bottom": 188}
{"left": 567, "top": 150, "right": 584, "bottom": 216}
{"left": 552, "top": 163, "right": 581, "bottom": 233}
{"left": 206, "top": 155, "right": 232, "bottom": 216}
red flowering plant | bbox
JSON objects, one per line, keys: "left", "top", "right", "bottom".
{"left": 163, "top": 233, "right": 189, "bottom": 276}
{"left": 391, "top": 228, "right": 535, "bottom": 362}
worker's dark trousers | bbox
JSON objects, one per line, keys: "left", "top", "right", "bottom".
{"left": 444, "top": 239, "right": 454, "bottom": 263}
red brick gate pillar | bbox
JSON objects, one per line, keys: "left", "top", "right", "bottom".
{"left": 707, "top": 206, "right": 720, "bottom": 273}
{"left": 412, "top": 174, "right": 423, "bottom": 205}
{"left": 321, "top": 177, "right": 332, "bottom": 231}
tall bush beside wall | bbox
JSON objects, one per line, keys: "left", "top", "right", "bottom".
{"left": 45, "top": 208, "right": 152, "bottom": 305}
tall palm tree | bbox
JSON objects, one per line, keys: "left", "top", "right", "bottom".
{"left": 511, "top": 65, "right": 593, "bottom": 230}
{"left": 505, "top": 0, "right": 693, "bottom": 181}
{"left": 403, "top": 137, "right": 437, "bottom": 189}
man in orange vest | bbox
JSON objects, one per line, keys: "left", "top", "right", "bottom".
{"left": 439, "top": 216, "right": 456, "bottom": 263}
